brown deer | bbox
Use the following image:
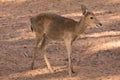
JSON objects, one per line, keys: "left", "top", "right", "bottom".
{"left": 30, "top": 5, "right": 102, "bottom": 76}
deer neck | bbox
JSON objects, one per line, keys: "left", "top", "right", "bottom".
{"left": 75, "top": 16, "right": 88, "bottom": 35}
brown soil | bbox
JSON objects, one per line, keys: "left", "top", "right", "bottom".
{"left": 0, "top": 0, "right": 120, "bottom": 80}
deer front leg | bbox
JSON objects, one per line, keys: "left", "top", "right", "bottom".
{"left": 64, "top": 38, "right": 73, "bottom": 76}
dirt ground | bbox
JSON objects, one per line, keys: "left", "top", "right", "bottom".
{"left": 0, "top": 0, "right": 120, "bottom": 80}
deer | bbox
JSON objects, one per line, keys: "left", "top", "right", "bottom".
{"left": 30, "top": 5, "right": 102, "bottom": 76}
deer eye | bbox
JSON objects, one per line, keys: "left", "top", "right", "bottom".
{"left": 90, "top": 17, "right": 93, "bottom": 19}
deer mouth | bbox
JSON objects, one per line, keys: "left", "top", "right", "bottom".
{"left": 96, "top": 23, "right": 102, "bottom": 27}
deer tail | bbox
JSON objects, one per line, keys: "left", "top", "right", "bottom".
{"left": 30, "top": 17, "right": 34, "bottom": 32}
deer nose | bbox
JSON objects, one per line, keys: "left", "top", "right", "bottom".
{"left": 99, "top": 23, "right": 102, "bottom": 26}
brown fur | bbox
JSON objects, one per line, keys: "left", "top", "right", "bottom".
{"left": 30, "top": 5, "right": 102, "bottom": 76}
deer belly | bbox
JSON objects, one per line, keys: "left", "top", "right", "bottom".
{"left": 45, "top": 30, "right": 64, "bottom": 40}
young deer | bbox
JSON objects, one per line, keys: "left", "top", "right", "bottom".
{"left": 30, "top": 5, "right": 102, "bottom": 76}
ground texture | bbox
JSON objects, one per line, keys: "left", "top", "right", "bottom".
{"left": 0, "top": 0, "right": 120, "bottom": 80}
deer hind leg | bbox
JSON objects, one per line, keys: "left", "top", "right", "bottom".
{"left": 64, "top": 38, "right": 74, "bottom": 76}
{"left": 40, "top": 35, "right": 54, "bottom": 73}
{"left": 31, "top": 33, "right": 43, "bottom": 69}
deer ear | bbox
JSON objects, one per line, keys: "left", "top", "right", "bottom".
{"left": 81, "top": 5, "right": 89, "bottom": 15}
